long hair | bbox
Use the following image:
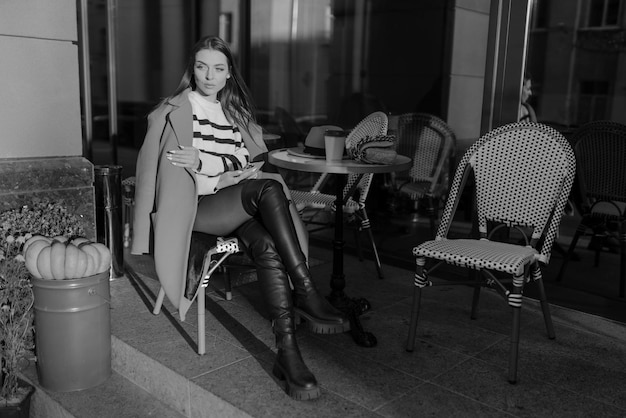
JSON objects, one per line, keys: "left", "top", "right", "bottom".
{"left": 162, "top": 36, "right": 256, "bottom": 131}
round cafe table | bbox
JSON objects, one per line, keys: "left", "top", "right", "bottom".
{"left": 269, "top": 148, "right": 411, "bottom": 347}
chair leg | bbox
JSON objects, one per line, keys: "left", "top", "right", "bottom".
{"left": 536, "top": 279, "right": 556, "bottom": 339}
{"left": 556, "top": 223, "right": 585, "bottom": 282}
{"left": 508, "top": 304, "right": 521, "bottom": 384}
{"left": 198, "top": 281, "right": 206, "bottom": 355}
{"left": 352, "top": 218, "right": 364, "bottom": 262}
{"left": 224, "top": 266, "right": 233, "bottom": 301}
{"left": 593, "top": 241, "right": 601, "bottom": 267}
{"left": 619, "top": 221, "right": 626, "bottom": 298}
{"left": 153, "top": 287, "right": 165, "bottom": 315}
{"left": 406, "top": 257, "right": 427, "bottom": 352}
{"left": 405, "top": 286, "right": 422, "bottom": 352}
{"left": 195, "top": 250, "right": 234, "bottom": 354}
{"left": 533, "top": 264, "right": 555, "bottom": 339}
{"left": 470, "top": 270, "right": 481, "bottom": 320}
{"left": 507, "top": 274, "right": 524, "bottom": 384}
{"left": 409, "top": 199, "right": 420, "bottom": 223}
{"left": 359, "top": 208, "right": 384, "bottom": 279}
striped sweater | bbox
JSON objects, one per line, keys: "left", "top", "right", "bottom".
{"left": 188, "top": 91, "right": 250, "bottom": 195}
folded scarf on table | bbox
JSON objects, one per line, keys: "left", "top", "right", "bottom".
{"left": 348, "top": 134, "right": 397, "bottom": 164}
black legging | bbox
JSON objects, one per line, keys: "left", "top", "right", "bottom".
{"left": 193, "top": 180, "right": 255, "bottom": 236}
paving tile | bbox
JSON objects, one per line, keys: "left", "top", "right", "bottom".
{"left": 376, "top": 382, "right": 512, "bottom": 418}
{"left": 430, "top": 358, "right": 626, "bottom": 417}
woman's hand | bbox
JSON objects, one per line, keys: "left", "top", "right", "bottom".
{"left": 166, "top": 145, "right": 200, "bottom": 170}
{"left": 215, "top": 166, "right": 259, "bottom": 190}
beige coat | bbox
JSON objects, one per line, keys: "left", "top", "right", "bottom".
{"left": 131, "top": 89, "right": 290, "bottom": 311}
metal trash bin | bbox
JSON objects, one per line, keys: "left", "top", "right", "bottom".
{"left": 94, "top": 165, "right": 124, "bottom": 278}
{"left": 32, "top": 271, "right": 111, "bottom": 392}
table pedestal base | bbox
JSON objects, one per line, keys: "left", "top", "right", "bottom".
{"left": 328, "top": 290, "right": 377, "bottom": 347}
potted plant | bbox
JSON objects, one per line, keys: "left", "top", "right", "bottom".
{"left": 0, "top": 234, "right": 35, "bottom": 417}
{"left": 0, "top": 200, "right": 86, "bottom": 414}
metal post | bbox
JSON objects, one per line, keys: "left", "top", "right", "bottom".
{"left": 94, "top": 165, "right": 124, "bottom": 278}
{"left": 78, "top": 0, "right": 93, "bottom": 161}
{"left": 107, "top": 0, "right": 119, "bottom": 164}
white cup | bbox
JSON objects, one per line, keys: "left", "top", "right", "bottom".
{"left": 324, "top": 130, "right": 345, "bottom": 162}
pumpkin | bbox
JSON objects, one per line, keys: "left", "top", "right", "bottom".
{"left": 52, "top": 235, "right": 69, "bottom": 244}
{"left": 24, "top": 239, "right": 51, "bottom": 279}
{"left": 80, "top": 243, "right": 102, "bottom": 277}
{"left": 22, "top": 234, "right": 51, "bottom": 255}
{"left": 64, "top": 243, "right": 80, "bottom": 279}
{"left": 36, "top": 246, "right": 55, "bottom": 280}
{"left": 73, "top": 246, "right": 90, "bottom": 279}
{"left": 23, "top": 235, "right": 112, "bottom": 279}
{"left": 71, "top": 237, "right": 90, "bottom": 247}
{"left": 50, "top": 241, "right": 67, "bottom": 280}
{"left": 90, "top": 242, "right": 112, "bottom": 274}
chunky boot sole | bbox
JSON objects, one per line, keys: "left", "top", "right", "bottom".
{"left": 272, "top": 363, "right": 321, "bottom": 400}
{"left": 295, "top": 307, "right": 351, "bottom": 334}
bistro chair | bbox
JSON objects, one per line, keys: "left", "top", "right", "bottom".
{"left": 290, "top": 111, "right": 389, "bottom": 279}
{"left": 153, "top": 233, "right": 242, "bottom": 355}
{"left": 406, "top": 122, "right": 576, "bottom": 383}
{"left": 556, "top": 120, "right": 626, "bottom": 298}
{"left": 391, "top": 113, "right": 456, "bottom": 236}
{"left": 275, "top": 106, "right": 306, "bottom": 148}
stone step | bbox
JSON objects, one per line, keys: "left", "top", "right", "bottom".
{"left": 111, "top": 335, "right": 252, "bottom": 418}
{"left": 20, "top": 361, "right": 185, "bottom": 418}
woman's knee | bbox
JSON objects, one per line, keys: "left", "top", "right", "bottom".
{"left": 237, "top": 219, "right": 282, "bottom": 264}
{"left": 241, "top": 179, "right": 286, "bottom": 215}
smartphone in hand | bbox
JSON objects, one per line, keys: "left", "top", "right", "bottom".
{"left": 244, "top": 161, "right": 264, "bottom": 172}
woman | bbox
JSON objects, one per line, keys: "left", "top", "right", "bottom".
{"left": 131, "top": 36, "right": 348, "bottom": 401}
{"left": 519, "top": 75, "right": 537, "bottom": 122}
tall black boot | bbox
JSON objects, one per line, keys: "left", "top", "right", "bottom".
{"left": 290, "top": 264, "right": 350, "bottom": 334}
{"left": 241, "top": 180, "right": 349, "bottom": 334}
{"left": 273, "top": 316, "right": 320, "bottom": 400}
{"left": 235, "top": 218, "right": 320, "bottom": 400}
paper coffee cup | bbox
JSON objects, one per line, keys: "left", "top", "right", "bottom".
{"left": 324, "top": 130, "right": 345, "bottom": 162}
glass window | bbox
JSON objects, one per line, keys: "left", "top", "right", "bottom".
{"left": 587, "top": 0, "right": 622, "bottom": 27}
{"left": 527, "top": 0, "right": 625, "bottom": 132}
{"left": 532, "top": 0, "right": 549, "bottom": 29}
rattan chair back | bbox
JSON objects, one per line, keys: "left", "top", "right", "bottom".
{"left": 571, "top": 120, "right": 626, "bottom": 211}
{"left": 395, "top": 113, "right": 456, "bottom": 194}
{"left": 438, "top": 122, "right": 576, "bottom": 263}
{"left": 556, "top": 120, "right": 626, "bottom": 297}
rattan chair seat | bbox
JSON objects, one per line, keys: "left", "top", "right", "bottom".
{"left": 413, "top": 239, "right": 538, "bottom": 276}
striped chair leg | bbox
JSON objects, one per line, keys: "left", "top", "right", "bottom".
{"left": 619, "top": 221, "right": 626, "bottom": 298}
{"left": 359, "top": 208, "right": 384, "bottom": 279}
{"left": 532, "top": 263, "right": 555, "bottom": 339}
{"left": 406, "top": 256, "right": 429, "bottom": 352}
